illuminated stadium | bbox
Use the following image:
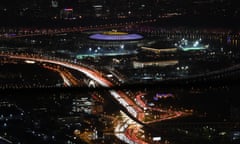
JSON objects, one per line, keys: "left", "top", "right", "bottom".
{"left": 89, "top": 30, "right": 143, "bottom": 41}
{"left": 76, "top": 30, "right": 144, "bottom": 59}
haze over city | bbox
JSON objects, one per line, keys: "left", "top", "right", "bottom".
{"left": 0, "top": 0, "right": 239, "bottom": 144}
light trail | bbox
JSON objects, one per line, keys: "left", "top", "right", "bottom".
{"left": 59, "top": 73, "right": 72, "bottom": 86}
{"left": 114, "top": 111, "right": 148, "bottom": 144}
{"left": 3, "top": 54, "right": 172, "bottom": 144}
{"left": 6, "top": 54, "right": 141, "bottom": 121}
{"left": 42, "top": 64, "right": 79, "bottom": 87}
{"left": 5, "top": 54, "right": 192, "bottom": 124}
{"left": 135, "top": 93, "right": 192, "bottom": 124}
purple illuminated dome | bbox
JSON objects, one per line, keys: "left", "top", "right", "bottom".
{"left": 89, "top": 31, "right": 143, "bottom": 41}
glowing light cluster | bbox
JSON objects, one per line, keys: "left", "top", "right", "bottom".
{"left": 175, "top": 38, "right": 208, "bottom": 51}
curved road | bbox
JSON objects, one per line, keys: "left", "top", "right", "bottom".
{"left": 2, "top": 54, "right": 143, "bottom": 121}
{"left": 1, "top": 53, "right": 192, "bottom": 144}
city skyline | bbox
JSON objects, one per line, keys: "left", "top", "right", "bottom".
{"left": 1, "top": 0, "right": 239, "bottom": 18}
